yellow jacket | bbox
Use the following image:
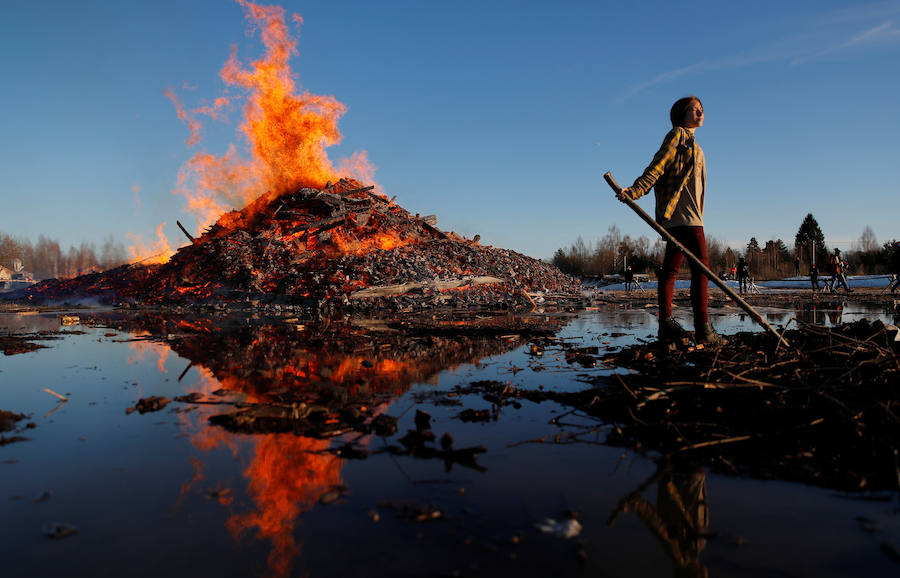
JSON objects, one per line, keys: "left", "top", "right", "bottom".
{"left": 628, "top": 127, "right": 704, "bottom": 226}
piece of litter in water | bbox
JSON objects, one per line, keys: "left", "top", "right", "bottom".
{"left": 536, "top": 518, "right": 582, "bottom": 539}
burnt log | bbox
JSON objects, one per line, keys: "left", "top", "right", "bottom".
{"left": 349, "top": 276, "right": 507, "bottom": 299}
{"left": 177, "top": 221, "right": 196, "bottom": 243}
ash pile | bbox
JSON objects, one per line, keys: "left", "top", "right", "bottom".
{"left": 20, "top": 179, "right": 580, "bottom": 311}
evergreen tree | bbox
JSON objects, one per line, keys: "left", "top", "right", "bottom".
{"left": 794, "top": 213, "right": 827, "bottom": 268}
{"left": 745, "top": 237, "right": 761, "bottom": 265}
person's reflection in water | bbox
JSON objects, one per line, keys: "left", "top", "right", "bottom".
{"left": 611, "top": 463, "right": 710, "bottom": 578}
{"left": 798, "top": 303, "right": 826, "bottom": 325}
{"left": 827, "top": 301, "right": 844, "bottom": 325}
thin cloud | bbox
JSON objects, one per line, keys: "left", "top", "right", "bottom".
{"left": 793, "top": 20, "right": 900, "bottom": 64}
{"left": 622, "top": 4, "right": 900, "bottom": 100}
{"left": 619, "top": 62, "right": 711, "bottom": 102}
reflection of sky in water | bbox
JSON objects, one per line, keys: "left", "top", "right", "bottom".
{"left": 1, "top": 309, "right": 898, "bottom": 577}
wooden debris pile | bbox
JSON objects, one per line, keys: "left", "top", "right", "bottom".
{"left": 599, "top": 319, "right": 900, "bottom": 490}
{"left": 19, "top": 179, "right": 580, "bottom": 310}
{"left": 438, "top": 319, "right": 900, "bottom": 492}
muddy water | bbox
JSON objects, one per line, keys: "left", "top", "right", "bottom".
{"left": 1, "top": 305, "right": 898, "bottom": 578}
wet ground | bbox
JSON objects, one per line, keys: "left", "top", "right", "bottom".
{"left": 1, "top": 300, "right": 899, "bottom": 577}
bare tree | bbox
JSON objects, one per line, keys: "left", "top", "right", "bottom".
{"left": 853, "top": 225, "right": 878, "bottom": 254}
{"left": 0, "top": 230, "right": 128, "bottom": 281}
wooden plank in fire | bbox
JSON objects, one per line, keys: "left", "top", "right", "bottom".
{"left": 335, "top": 185, "right": 375, "bottom": 196}
{"left": 349, "top": 276, "right": 507, "bottom": 299}
{"left": 289, "top": 214, "right": 348, "bottom": 234}
{"left": 367, "top": 190, "right": 396, "bottom": 204}
{"left": 289, "top": 209, "right": 373, "bottom": 235}
{"left": 314, "top": 190, "right": 374, "bottom": 214}
{"left": 420, "top": 220, "right": 448, "bottom": 240}
{"left": 339, "top": 195, "right": 374, "bottom": 206}
{"left": 312, "top": 185, "right": 373, "bottom": 200}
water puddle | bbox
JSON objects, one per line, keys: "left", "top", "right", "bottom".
{"left": 1, "top": 306, "right": 898, "bottom": 577}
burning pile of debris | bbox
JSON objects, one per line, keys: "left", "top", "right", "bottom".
{"left": 19, "top": 179, "right": 579, "bottom": 311}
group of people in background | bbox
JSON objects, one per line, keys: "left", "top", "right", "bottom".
{"left": 808, "top": 248, "right": 852, "bottom": 293}
{"left": 711, "top": 249, "right": 862, "bottom": 295}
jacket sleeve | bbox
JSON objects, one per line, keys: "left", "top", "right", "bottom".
{"left": 628, "top": 128, "right": 681, "bottom": 199}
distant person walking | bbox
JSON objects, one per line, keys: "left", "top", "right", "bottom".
{"left": 736, "top": 257, "right": 750, "bottom": 294}
{"left": 615, "top": 96, "right": 724, "bottom": 345}
{"left": 794, "top": 257, "right": 800, "bottom": 277}
{"left": 624, "top": 266, "right": 635, "bottom": 292}
{"left": 809, "top": 263, "right": 819, "bottom": 292}
{"left": 829, "top": 248, "right": 852, "bottom": 293}
{"left": 890, "top": 241, "right": 900, "bottom": 293}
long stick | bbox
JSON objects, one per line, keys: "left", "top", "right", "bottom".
{"left": 176, "top": 220, "right": 196, "bottom": 244}
{"left": 603, "top": 172, "right": 790, "bottom": 349}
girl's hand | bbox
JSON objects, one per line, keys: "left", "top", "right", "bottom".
{"left": 616, "top": 187, "right": 632, "bottom": 203}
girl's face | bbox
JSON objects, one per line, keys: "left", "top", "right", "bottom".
{"left": 683, "top": 100, "right": 704, "bottom": 129}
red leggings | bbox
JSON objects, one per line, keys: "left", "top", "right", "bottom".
{"left": 658, "top": 226, "right": 708, "bottom": 326}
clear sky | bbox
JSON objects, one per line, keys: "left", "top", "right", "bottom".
{"left": 2, "top": 0, "right": 899, "bottom": 261}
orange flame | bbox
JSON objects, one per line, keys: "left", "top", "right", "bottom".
{"left": 172, "top": 0, "right": 374, "bottom": 234}
{"left": 164, "top": 87, "right": 202, "bottom": 147}
{"left": 127, "top": 222, "right": 175, "bottom": 264}
{"left": 331, "top": 228, "right": 409, "bottom": 255}
{"left": 227, "top": 434, "right": 343, "bottom": 578}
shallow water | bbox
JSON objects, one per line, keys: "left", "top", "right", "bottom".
{"left": 1, "top": 306, "right": 898, "bottom": 577}
{"left": 592, "top": 273, "right": 896, "bottom": 293}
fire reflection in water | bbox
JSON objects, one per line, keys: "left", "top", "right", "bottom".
{"left": 171, "top": 363, "right": 342, "bottom": 577}
{"left": 116, "top": 312, "right": 550, "bottom": 577}
{"left": 226, "top": 434, "right": 342, "bottom": 578}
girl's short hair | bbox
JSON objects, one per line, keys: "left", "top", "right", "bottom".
{"left": 670, "top": 96, "right": 702, "bottom": 127}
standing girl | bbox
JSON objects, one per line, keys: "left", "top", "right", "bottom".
{"left": 616, "top": 96, "right": 723, "bottom": 345}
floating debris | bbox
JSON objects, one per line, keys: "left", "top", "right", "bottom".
{"left": 129, "top": 396, "right": 172, "bottom": 414}
{"left": 536, "top": 518, "right": 582, "bottom": 539}
{"left": 43, "top": 522, "right": 79, "bottom": 539}
{"left": 0, "top": 410, "right": 27, "bottom": 433}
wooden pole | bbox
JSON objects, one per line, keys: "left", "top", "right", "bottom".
{"left": 603, "top": 172, "right": 790, "bottom": 349}
{"left": 176, "top": 220, "right": 196, "bottom": 244}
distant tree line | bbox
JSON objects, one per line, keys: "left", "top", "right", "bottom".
{"left": 552, "top": 214, "right": 897, "bottom": 280}
{"left": 551, "top": 225, "right": 732, "bottom": 279}
{"left": 0, "top": 231, "right": 127, "bottom": 280}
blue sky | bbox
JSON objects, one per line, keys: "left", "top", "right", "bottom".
{"left": 2, "top": 0, "right": 899, "bottom": 260}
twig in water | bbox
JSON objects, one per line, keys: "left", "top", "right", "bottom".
{"left": 775, "top": 318, "right": 795, "bottom": 356}
{"left": 614, "top": 373, "right": 637, "bottom": 399}
{"left": 673, "top": 434, "right": 753, "bottom": 453}
{"left": 42, "top": 388, "right": 68, "bottom": 402}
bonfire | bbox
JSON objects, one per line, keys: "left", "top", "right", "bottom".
{"left": 20, "top": 178, "right": 579, "bottom": 311}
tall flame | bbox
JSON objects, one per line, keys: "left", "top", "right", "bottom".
{"left": 172, "top": 0, "right": 374, "bottom": 233}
